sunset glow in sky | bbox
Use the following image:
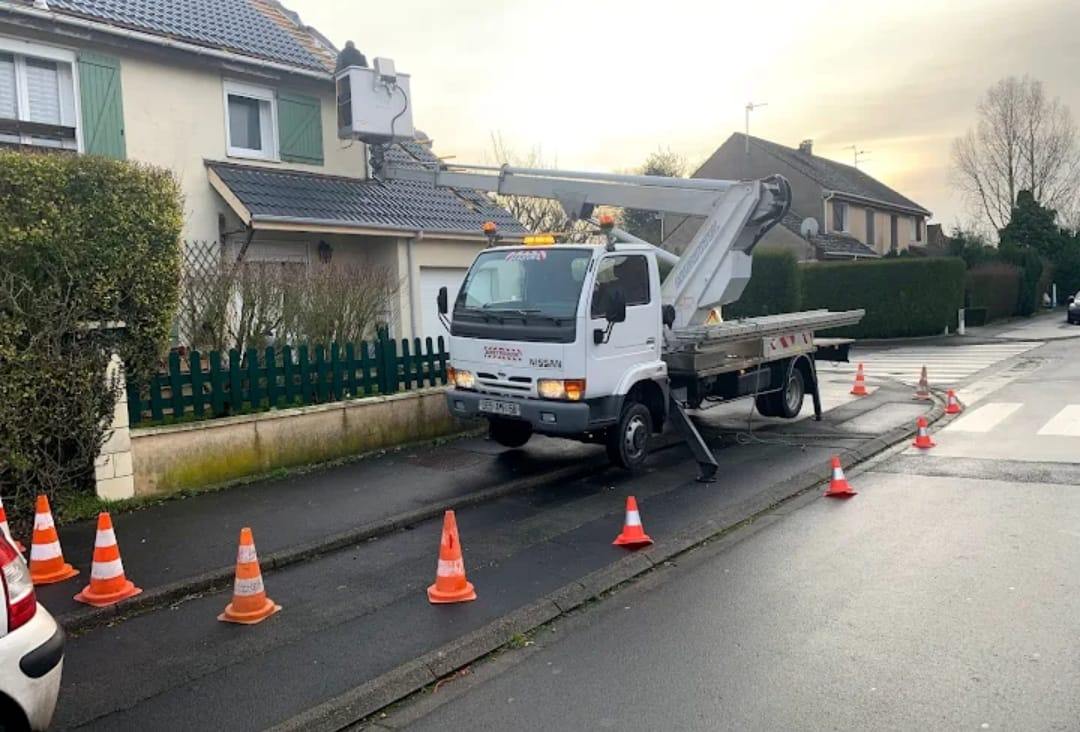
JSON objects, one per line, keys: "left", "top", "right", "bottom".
{"left": 300, "top": 0, "right": 1080, "bottom": 227}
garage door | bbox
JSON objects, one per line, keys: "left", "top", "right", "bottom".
{"left": 419, "top": 267, "right": 468, "bottom": 342}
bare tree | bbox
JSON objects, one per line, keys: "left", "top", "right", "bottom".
{"left": 487, "top": 133, "right": 598, "bottom": 242}
{"left": 952, "top": 76, "right": 1080, "bottom": 231}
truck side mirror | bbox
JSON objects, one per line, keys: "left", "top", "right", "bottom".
{"left": 437, "top": 286, "right": 449, "bottom": 315}
{"left": 605, "top": 290, "right": 627, "bottom": 324}
{"left": 662, "top": 304, "right": 676, "bottom": 328}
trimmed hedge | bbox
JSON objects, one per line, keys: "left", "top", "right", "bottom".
{"left": 801, "top": 257, "right": 966, "bottom": 338}
{"left": 724, "top": 250, "right": 802, "bottom": 318}
{"left": 0, "top": 151, "right": 183, "bottom": 522}
{"left": 966, "top": 262, "right": 1020, "bottom": 322}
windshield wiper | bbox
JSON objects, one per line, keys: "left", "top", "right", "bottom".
{"left": 483, "top": 306, "right": 542, "bottom": 319}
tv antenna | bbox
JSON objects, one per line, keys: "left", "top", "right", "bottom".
{"left": 844, "top": 144, "right": 870, "bottom": 168}
{"left": 744, "top": 101, "right": 768, "bottom": 154}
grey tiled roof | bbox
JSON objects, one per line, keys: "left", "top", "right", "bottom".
{"left": 736, "top": 133, "right": 930, "bottom": 215}
{"left": 779, "top": 211, "right": 879, "bottom": 259}
{"left": 207, "top": 144, "right": 527, "bottom": 237}
{"left": 41, "top": 0, "right": 334, "bottom": 72}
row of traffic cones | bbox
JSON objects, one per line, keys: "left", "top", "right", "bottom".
{"left": 424, "top": 496, "right": 656, "bottom": 607}
{"left": 220, "top": 371, "right": 973, "bottom": 616}
{"left": 0, "top": 494, "right": 278, "bottom": 621}
{"left": 850, "top": 363, "right": 966, "bottom": 410}
{"left": 8, "top": 495, "right": 144, "bottom": 607}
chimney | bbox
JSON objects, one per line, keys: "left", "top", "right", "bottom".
{"left": 798, "top": 139, "right": 813, "bottom": 156}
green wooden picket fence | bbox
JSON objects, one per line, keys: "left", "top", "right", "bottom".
{"left": 127, "top": 329, "right": 448, "bottom": 426}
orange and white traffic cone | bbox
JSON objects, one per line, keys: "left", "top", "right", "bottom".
{"left": 914, "top": 366, "right": 931, "bottom": 400}
{"left": 850, "top": 363, "right": 869, "bottom": 396}
{"left": 912, "top": 416, "right": 935, "bottom": 449}
{"left": 613, "top": 496, "right": 653, "bottom": 548}
{"left": 218, "top": 527, "right": 280, "bottom": 624}
{"left": 29, "top": 495, "right": 78, "bottom": 585}
{"left": 74, "top": 512, "right": 142, "bottom": 607}
{"left": 0, "top": 494, "right": 24, "bottom": 554}
{"left": 823, "top": 456, "right": 857, "bottom": 498}
{"left": 945, "top": 389, "right": 963, "bottom": 415}
{"left": 427, "top": 510, "right": 477, "bottom": 604}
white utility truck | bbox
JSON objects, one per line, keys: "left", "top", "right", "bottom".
{"left": 336, "top": 52, "right": 863, "bottom": 481}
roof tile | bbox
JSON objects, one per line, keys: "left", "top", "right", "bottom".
{"left": 736, "top": 133, "right": 930, "bottom": 215}
{"left": 44, "top": 0, "right": 333, "bottom": 72}
{"left": 207, "top": 145, "right": 526, "bottom": 237}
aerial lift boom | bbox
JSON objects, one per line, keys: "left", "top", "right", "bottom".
{"left": 378, "top": 160, "right": 792, "bottom": 329}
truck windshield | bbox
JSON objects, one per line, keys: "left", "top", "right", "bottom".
{"left": 452, "top": 248, "right": 592, "bottom": 343}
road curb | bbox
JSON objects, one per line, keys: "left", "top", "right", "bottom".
{"left": 267, "top": 401, "right": 945, "bottom": 732}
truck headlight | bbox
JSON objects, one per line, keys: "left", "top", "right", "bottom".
{"left": 448, "top": 367, "right": 475, "bottom": 389}
{"left": 538, "top": 379, "right": 586, "bottom": 401}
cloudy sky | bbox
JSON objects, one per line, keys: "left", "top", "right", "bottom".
{"left": 300, "top": 0, "right": 1080, "bottom": 227}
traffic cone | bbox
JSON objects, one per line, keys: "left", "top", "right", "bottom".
{"left": 427, "top": 510, "right": 476, "bottom": 604}
{"left": 0, "top": 494, "right": 24, "bottom": 554}
{"left": 74, "top": 512, "right": 142, "bottom": 607}
{"left": 823, "top": 456, "right": 857, "bottom": 498}
{"left": 912, "top": 416, "right": 935, "bottom": 449}
{"left": 945, "top": 390, "right": 963, "bottom": 415}
{"left": 218, "top": 527, "right": 280, "bottom": 624}
{"left": 28, "top": 495, "right": 78, "bottom": 585}
{"left": 914, "top": 366, "right": 931, "bottom": 400}
{"left": 850, "top": 363, "right": 869, "bottom": 396}
{"left": 613, "top": 496, "right": 653, "bottom": 548}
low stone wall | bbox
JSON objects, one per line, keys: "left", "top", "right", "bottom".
{"left": 130, "top": 387, "right": 463, "bottom": 496}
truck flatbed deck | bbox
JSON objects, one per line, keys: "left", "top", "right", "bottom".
{"left": 663, "top": 309, "right": 865, "bottom": 377}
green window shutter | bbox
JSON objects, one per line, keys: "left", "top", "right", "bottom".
{"left": 77, "top": 52, "right": 126, "bottom": 159}
{"left": 278, "top": 91, "right": 323, "bottom": 165}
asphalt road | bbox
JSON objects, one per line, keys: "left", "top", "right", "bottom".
{"left": 388, "top": 325, "right": 1080, "bottom": 731}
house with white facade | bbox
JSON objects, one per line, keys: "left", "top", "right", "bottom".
{"left": 0, "top": 0, "right": 524, "bottom": 341}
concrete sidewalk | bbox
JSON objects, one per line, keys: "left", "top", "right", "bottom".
{"left": 38, "top": 432, "right": 608, "bottom": 626}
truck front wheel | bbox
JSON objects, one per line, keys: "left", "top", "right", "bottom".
{"left": 489, "top": 418, "right": 532, "bottom": 448}
{"left": 606, "top": 401, "right": 652, "bottom": 471}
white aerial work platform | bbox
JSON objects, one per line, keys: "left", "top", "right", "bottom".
{"left": 335, "top": 54, "right": 864, "bottom": 479}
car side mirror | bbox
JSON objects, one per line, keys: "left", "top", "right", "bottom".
{"left": 605, "top": 290, "right": 627, "bottom": 324}
{"left": 661, "top": 304, "right": 676, "bottom": 328}
{"left": 437, "top": 286, "right": 449, "bottom": 315}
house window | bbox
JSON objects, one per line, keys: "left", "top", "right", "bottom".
{"left": 832, "top": 201, "right": 848, "bottom": 232}
{"left": 224, "top": 80, "right": 277, "bottom": 160}
{"left": 0, "top": 39, "right": 79, "bottom": 150}
{"left": 890, "top": 215, "right": 899, "bottom": 252}
{"left": 865, "top": 209, "right": 875, "bottom": 246}
{"left": 914, "top": 217, "right": 923, "bottom": 242}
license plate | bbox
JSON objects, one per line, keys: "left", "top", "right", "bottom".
{"left": 479, "top": 398, "right": 521, "bottom": 417}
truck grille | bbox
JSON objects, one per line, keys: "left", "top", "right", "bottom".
{"left": 477, "top": 373, "right": 532, "bottom": 392}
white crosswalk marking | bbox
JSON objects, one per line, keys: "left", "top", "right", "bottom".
{"left": 817, "top": 342, "right": 1041, "bottom": 387}
{"left": 1036, "top": 405, "right": 1080, "bottom": 436}
{"left": 943, "top": 402, "right": 1023, "bottom": 432}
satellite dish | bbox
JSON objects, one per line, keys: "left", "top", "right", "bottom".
{"left": 799, "top": 217, "right": 820, "bottom": 238}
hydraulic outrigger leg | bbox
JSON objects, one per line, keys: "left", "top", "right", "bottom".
{"left": 667, "top": 395, "right": 719, "bottom": 483}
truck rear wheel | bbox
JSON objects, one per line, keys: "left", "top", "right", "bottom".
{"left": 489, "top": 418, "right": 532, "bottom": 448}
{"left": 755, "top": 366, "right": 805, "bottom": 419}
{"left": 606, "top": 401, "right": 652, "bottom": 471}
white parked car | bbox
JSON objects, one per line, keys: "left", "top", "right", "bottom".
{"left": 0, "top": 537, "right": 63, "bottom": 731}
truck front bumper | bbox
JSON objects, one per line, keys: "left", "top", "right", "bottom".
{"left": 446, "top": 389, "right": 591, "bottom": 435}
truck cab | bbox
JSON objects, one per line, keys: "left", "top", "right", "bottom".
{"left": 443, "top": 240, "right": 669, "bottom": 470}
